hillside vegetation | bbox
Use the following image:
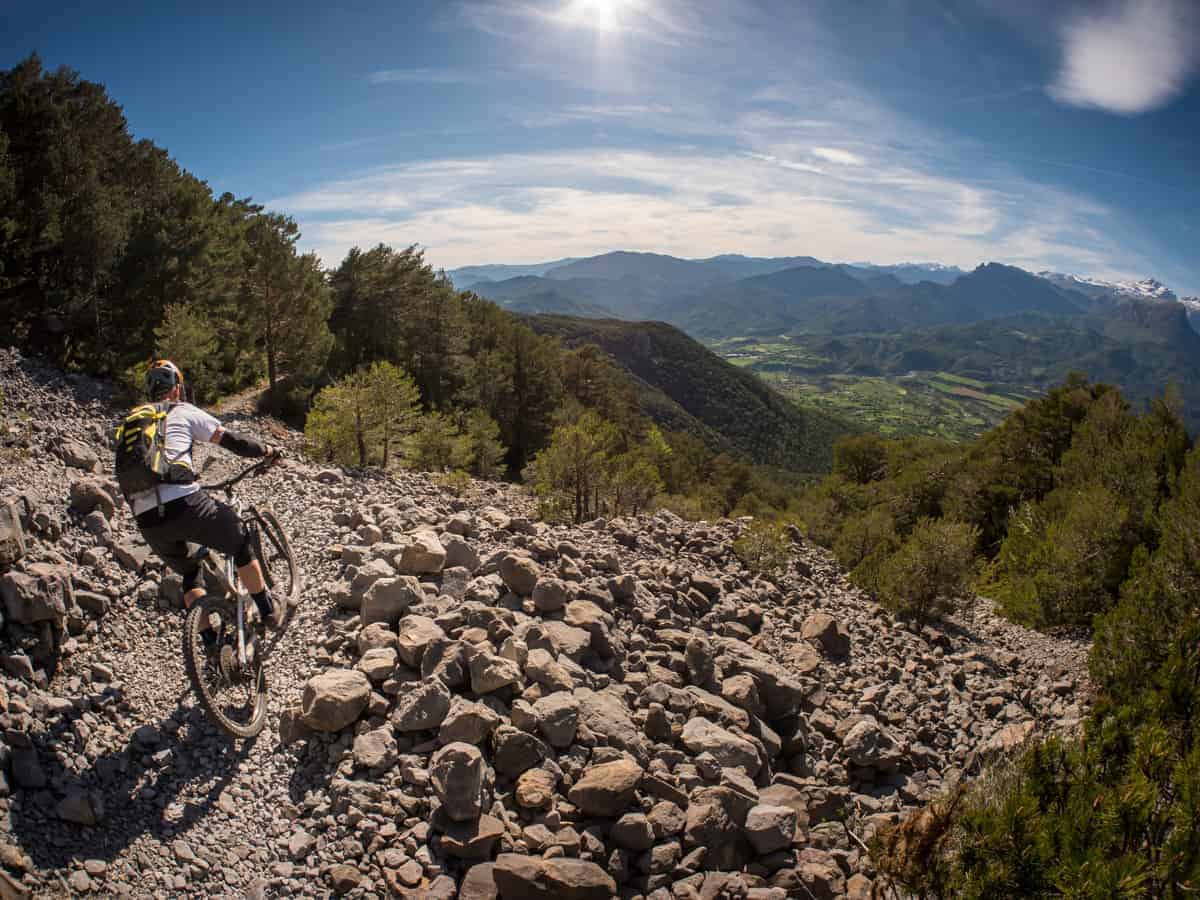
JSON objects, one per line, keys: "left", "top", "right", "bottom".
{"left": 525, "top": 315, "right": 853, "bottom": 473}
{"left": 795, "top": 377, "right": 1200, "bottom": 895}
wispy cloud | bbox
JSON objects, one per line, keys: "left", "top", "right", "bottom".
{"left": 812, "top": 147, "right": 865, "bottom": 166}
{"left": 1048, "top": 0, "right": 1200, "bottom": 114}
{"left": 276, "top": 145, "right": 1142, "bottom": 283}
{"left": 368, "top": 67, "right": 488, "bottom": 85}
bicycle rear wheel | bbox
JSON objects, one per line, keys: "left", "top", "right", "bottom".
{"left": 182, "top": 595, "right": 267, "bottom": 738}
{"left": 248, "top": 508, "right": 300, "bottom": 607}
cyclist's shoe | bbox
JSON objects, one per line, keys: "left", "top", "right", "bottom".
{"left": 254, "top": 590, "right": 284, "bottom": 630}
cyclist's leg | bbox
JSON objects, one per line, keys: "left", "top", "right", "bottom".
{"left": 186, "top": 492, "right": 273, "bottom": 618}
{"left": 137, "top": 510, "right": 203, "bottom": 608}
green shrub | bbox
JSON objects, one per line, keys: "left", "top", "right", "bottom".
{"left": 732, "top": 519, "right": 792, "bottom": 575}
{"left": 833, "top": 433, "right": 890, "bottom": 484}
{"left": 434, "top": 470, "right": 472, "bottom": 497}
{"left": 983, "top": 484, "right": 1132, "bottom": 628}
{"left": 873, "top": 517, "right": 978, "bottom": 622}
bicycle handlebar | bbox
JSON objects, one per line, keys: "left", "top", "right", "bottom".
{"left": 202, "top": 453, "right": 282, "bottom": 493}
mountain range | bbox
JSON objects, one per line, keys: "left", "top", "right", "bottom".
{"left": 452, "top": 251, "right": 1200, "bottom": 432}
{"left": 451, "top": 251, "right": 1199, "bottom": 338}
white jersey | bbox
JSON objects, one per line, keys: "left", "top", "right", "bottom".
{"left": 129, "top": 403, "right": 222, "bottom": 516}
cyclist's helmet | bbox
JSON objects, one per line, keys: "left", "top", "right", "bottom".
{"left": 145, "top": 359, "right": 184, "bottom": 401}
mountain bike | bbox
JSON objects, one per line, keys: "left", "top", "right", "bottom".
{"left": 181, "top": 457, "right": 300, "bottom": 737}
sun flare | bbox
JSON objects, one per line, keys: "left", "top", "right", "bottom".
{"left": 563, "top": 0, "right": 634, "bottom": 32}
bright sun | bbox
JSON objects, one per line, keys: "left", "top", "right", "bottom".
{"left": 564, "top": 0, "right": 633, "bottom": 32}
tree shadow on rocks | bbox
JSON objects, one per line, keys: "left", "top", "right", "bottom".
{"left": 7, "top": 686, "right": 255, "bottom": 874}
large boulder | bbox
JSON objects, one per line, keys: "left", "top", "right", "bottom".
{"left": 0, "top": 499, "right": 27, "bottom": 566}
{"left": 801, "top": 613, "right": 851, "bottom": 658}
{"left": 353, "top": 726, "right": 399, "bottom": 770}
{"left": 391, "top": 676, "right": 452, "bottom": 732}
{"left": 532, "top": 692, "right": 579, "bottom": 748}
{"left": 1, "top": 568, "right": 70, "bottom": 625}
{"left": 395, "top": 615, "right": 446, "bottom": 668}
{"left": 443, "top": 535, "right": 481, "bottom": 573}
{"left": 398, "top": 530, "right": 446, "bottom": 575}
{"left": 362, "top": 576, "right": 422, "bottom": 627}
{"left": 743, "top": 804, "right": 797, "bottom": 855}
{"left": 717, "top": 637, "right": 813, "bottom": 719}
{"left": 69, "top": 477, "right": 116, "bottom": 519}
{"left": 531, "top": 577, "right": 570, "bottom": 613}
{"left": 439, "top": 696, "right": 502, "bottom": 746}
{"left": 468, "top": 649, "right": 524, "bottom": 694}
{"left": 574, "top": 688, "right": 649, "bottom": 763}
{"left": 59, "top": 439, "right": 99, "bottom": 472}
{"left": 300, "top": 669, "right": 371, "bottom": 732}
{"left": 431, "top": 742, "right": 490, "bottom": 823}
{"left": 680, "top": 717, "right": 761, "bottom": 776}
{"left": 56, "top": 790, "right": 104, "bottom": 826}
{"left": 841, "top": 716, "right": 902, "bottom": 770}
{"left": 684, "top": 786, "right": 752, "bottom": 871}
{"left": 499, "top": 554, "right": 539, "bottom": 596}
{"left": 567, "top": 758, "right": 643, "bottom": 817}
{"left": 492, "top": 726, "right": 550, "bottom": 779}
{"left": 492, "top": 855, "right": 616, "bottom": 900}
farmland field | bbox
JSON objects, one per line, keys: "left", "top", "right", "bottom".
{"left": 710, "top": 336, "right": 1034, "bottom": 441}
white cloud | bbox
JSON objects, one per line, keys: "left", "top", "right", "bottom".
{"left": 275, "top": 146, "right": 1144, "bottom": 282}
{"left": 1048, "top": 0, "right": 1199, "bottom": 114}
{"left": 812, "top": 146, "right": 865, "bottom": 166}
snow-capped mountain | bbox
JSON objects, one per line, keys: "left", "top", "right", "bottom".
{"left": 1041, "top": 271, "right": 1178, "bottom": 303}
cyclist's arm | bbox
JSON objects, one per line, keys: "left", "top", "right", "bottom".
{"left": 213, "top": 427, "right": 273, "bottom": 459}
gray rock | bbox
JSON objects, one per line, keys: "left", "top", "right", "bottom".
{"left": 610, "top": 812, "right": 655, "bottom": 851}
{"left": 0, "top": 499, "right": 27, "bottom": 566}
{"left": 532, "top": 577, "right": 570, "bottom": 613}
{"left": 492, "top": 725, "right": 550, "bottom": 779}
{"left": 567, "top": 758, "right": 643, "bottom": 817}
{"left": 358, "top": 622, "right": 398, "bottom": 654}
{"left": 468, "top": 649, "right": 524, "bottom": 694}
{"left": 2, "top": 568, "right": 69, "bottom": 624}
{"left": 842, "top": 716, "right": 902, "bottom": 769}
{"left": 681, "top": 717, "right": 761, "bottom": 776}
{"left": 353, "top": 726, "right": 399, "bottom": 770}
{"left": 395, "top": 615, "right": 445, "bottom": 668}
{"left": 532, "top": 692, "right": 579, "bottom": 748}
{"left": 439, "top": 696, "right": 501, "bottom": 745}
{"left": 430, "top": 742, "right": 489, "bottom": 823}
{"left": 357, "top": 646, "right": 397, "bottom": 683}
{"left": 299, "top": 669, "right": 371, "bottom": 732}
{"left": 69, "top": 477, "right": 116, "bottom": 519}
{"left": 493, "top": 854, "right": 616, "bottom": 900}
{"left": 525, "top": 648, "right": 574, "bottom": 693}
{"left": 443, "top": 535, "right": 481, "bottom": 573}
{"left": 801, "top": 613, "right": 851, "bottom": 658}
{"left": 398, "top": 530, "right": 446, "bottom": 575}
{"left": 362, "top": 576, "right": 422, "bottom": 627}
{"left": 57, "top": 790, "right": 104, "bottom": 826}
{"left": 499, "top": 554, "right": 539, "bottom": 596}
{"left": 391, "top": 676, "right": 452, "bottom": 732}
{"left": 744, "top": 804, "right": 797, "bottom": 855}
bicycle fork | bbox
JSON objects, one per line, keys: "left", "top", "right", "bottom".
{"left": 227, "top": 558, "right": 254, "bottom": 669}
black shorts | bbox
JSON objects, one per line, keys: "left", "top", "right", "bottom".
{"left": 136, "top": 490, "right": 251, "bottom": 580}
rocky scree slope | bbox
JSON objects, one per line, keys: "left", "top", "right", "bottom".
{"left": 0, "top": 348, "right": 1089, "bottom": 898}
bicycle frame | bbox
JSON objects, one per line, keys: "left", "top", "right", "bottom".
{"left": 198, "top": 461, "right": 272, "bottom": 671}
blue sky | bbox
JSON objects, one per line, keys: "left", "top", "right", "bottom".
{"left": 4, "top": 0, "right": 1199, "bottom": 293}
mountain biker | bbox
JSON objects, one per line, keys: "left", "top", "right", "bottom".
{"left": 127, "top": 360, "right": 284, "bottom": 628}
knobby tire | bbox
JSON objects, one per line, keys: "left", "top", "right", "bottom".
{"left": 182, "top": 595, "right": 267, "bottom": 738}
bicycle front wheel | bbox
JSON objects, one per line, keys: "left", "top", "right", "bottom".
{"left": 248, "top": 508, "right": 300, "bottom": 607}
{"left": 182, "top": 595, "right": 267, "bottom": 738}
